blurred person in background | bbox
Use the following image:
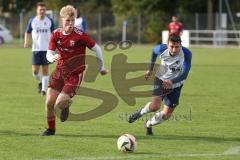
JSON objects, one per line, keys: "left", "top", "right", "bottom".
{"left": 75, "top": 8, "right": 87, "bottom": 32}
{"left": 168, "top": 15, "right": 183, "bottom": 36}
{"left": 24, "top": 2, "right": 54, "bottom": 95}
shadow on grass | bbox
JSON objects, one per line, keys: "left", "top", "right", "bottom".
{"left": 0, "top": 129, "right": 118, "bottom": 138}
{"left": 0, "top": 130, "right": 37, "bottom": 136}
{"left": 136, "top": 134, "right": 240, "bottom": 143}
{"left": 1, "top": 130, "right": 239, "bottom": 143}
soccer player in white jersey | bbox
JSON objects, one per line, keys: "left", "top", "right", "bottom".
{"left": 24, "top": 2, "right": 54, "bottom": 95}
{"left": 74, "top": 8, "right": 87, "bottom": 32}
{"left": 128, "top": 34, "right": 192, "bottom": 135}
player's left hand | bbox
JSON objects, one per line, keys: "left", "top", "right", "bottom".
{"left": 163, "top": 80, "right": 173, "bottom": 89}
{"left": 100, "top": 69, "right": 108, "bottom": 75}
{"left": 144, "top": 70, "right": 152, "bottom": 80}
{"left": 23, "top": 42, "right": 29, "bottom": 48}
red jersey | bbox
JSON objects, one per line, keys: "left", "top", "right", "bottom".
{"left": 48, "top": 27, "right": 95, "bottom": 76}
{"left": 168, "top": 22, "right": 183, "bottom": 36}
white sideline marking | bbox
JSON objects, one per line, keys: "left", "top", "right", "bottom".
{"left": 35, "top": 146, "right": 240, "bottom": 160}
{"left": 224, "top": 146, "right": 240, "bottom": 155}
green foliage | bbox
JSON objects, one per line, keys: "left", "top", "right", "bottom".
{"left": 1, "top": 0, "right": 39, "bottom": 13}
{"left": 43, "top": 0, "right": 63, "bottom": 11}
{"left": 112, "top": 0, "right": 184, "bottom": 43}
{"left": 2, "top": 0, "right": 240, "bottom": 43}
{"left": 111, "top": 0, "right": 240, "bottom": 42}
{"left": 141, "top": 13, "right": 160, "bottom": 43}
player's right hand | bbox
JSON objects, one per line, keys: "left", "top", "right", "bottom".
{"left": 52, "top": 54, "right": 60, "bottom": 62}
{"left": 163, "top": 80, "right": 173, "bottom": 89}
{"left": 144, "top": 70, "right": 152, "bottom": 80}
{"left": 23, "top": 42, "right": 28, "bottom": 48}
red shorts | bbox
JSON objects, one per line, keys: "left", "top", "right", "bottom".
{"left": 49, "top": 67, "right": 83, "bottom": 98}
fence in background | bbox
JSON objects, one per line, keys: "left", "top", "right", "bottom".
{"left": 1, "top": 12, "right": 240, "bottom": 47}
{"left": 189, "top": 30, "right": 240, "bottom": 47}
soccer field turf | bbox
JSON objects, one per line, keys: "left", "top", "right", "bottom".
{"left": 0, "top": 43, "right": 240, "bottom": 160}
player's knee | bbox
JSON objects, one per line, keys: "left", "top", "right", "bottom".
{"left": 32, "top": 71, "right": 39, "bottom": 76}
{"left": 54, "top": 100, "right": 69, "bottom": 110}
{"left": 164, "top": 113, "right": 172, "bottom": 120}
{"left": 149, "top": 103, "right": 160, "bottom": 112}
{"left": 162, "top": 112, "right": 172, "bottom": 120}
{"left": 42, "top": 69, "right": 49, "bottom": 75}
{"left": 45, "top": 99, "right": 55, "bottom": 109}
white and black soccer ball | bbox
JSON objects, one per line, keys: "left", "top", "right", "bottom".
{"left": 117, "top": 134, "right": 137, "bottom": 152}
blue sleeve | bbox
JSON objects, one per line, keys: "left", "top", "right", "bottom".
{"left": 171, "top": 47, "right": 192, "bottom": 83}
{"left": 25, "top": 17, "right": 34, "bottom": 33}
{"left": 149, "top": 44, "right": 167, "bottom": 71}
{"left": 82, "top": 17, "right": 87, "bottom": 32}
{"left": 50, "top": 18, "right": 55, "bottom": 32}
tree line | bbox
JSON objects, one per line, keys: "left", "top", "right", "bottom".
{"left": 1, "top": 0, "right": 240, "bottom": 42}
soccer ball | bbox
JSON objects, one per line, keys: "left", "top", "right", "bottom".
{"left": 117, "top": 134, "right": 137, "bottom": 152}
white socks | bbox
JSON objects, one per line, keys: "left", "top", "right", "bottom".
{"left": 140, "top": 102, "right": 151, "bottom": 116}
{"left": 32, "top": 73, "right": 42, "bottom": 82}
{"left": 146, "top": 111, "right": 165, "bottom": 127}
{"left": 32, "top": 73, "right": 49, "bottom": 92}
{"left": 139, "top": 102, "right": 166, "bottom": 128}
{"left": 42, "top": 76, "right": 49, "bottom": 92}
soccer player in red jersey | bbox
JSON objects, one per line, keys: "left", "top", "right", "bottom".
{"left": 41, "top": 5, "right": 108, "bottom": 136}
{"left": 167, "top": 15, "right": 183, "bottom": 36}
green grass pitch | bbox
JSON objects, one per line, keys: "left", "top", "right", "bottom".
{"left": 0, "top": 43, "right": 240, "bottom": 160}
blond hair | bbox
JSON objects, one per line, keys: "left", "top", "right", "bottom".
{"left": 60, "top": 5, "right": 76, "bottom": 18}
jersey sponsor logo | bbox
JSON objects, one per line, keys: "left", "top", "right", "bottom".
{"left": 70, "top": 40, "right": 75, "bottom": 47}
{"left": 170, "top": 67, "right": 181, "bottom": 72}
{"left": 36, "top": 28, "right": 49, "bottom": 33}
{"left": 63, "top": 48, "right": 70, "bottom": 52}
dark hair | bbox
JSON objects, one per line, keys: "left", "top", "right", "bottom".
{"left": 168, "top": 34, "right": 182, "bottom": 43}
{"left": 36, "top": 2, "right": 46, "bottom": 8}
{"left": 76, "top": 8, "right": 81, "bottom": 18}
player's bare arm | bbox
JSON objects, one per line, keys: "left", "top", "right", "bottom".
{"left": 146, "top": 47, "right": 158, "bottom": 80}
{"left": 24, "top": 32, "right": 31, "bottom": 48}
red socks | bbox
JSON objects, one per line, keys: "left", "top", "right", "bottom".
{"left": 47, "top": 116, "right": 56, "bottom": 130}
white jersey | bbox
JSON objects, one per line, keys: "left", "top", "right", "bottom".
{"left": 156, "top": 49, "right": 184, "bottom": 88}
{"left": 75, "top": 17, "right": 83, "bottom": 28}
{"left": 152, "top": 44, "right": 192, "bottom": 88}
{"left": 26, "top": 16, "right": 54, "bottom": 51}
{"left": 75, "top": 17, "right": 86, "bottom": 32}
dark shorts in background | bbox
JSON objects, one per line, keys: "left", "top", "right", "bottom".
{"left": 32, "top": 51, "right": 49, "bottom": 65}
